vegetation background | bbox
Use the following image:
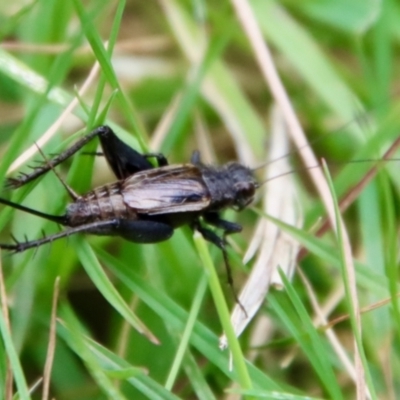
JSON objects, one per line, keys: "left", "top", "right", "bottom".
{"left": 0, "top": 0, "right": 400, "bottom": 399}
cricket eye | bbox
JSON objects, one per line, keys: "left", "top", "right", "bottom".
{"left": 234, "top": 181, "right": 255, "bottom": 209}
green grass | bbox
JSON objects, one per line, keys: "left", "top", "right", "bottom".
{"left": 1, "top": 0, "right": 400, "bottom": 399}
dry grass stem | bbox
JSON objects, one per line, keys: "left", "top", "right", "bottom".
{"left": 220, "top": 106, "right": 301, "bottom": 345}
{"left": 231, "top": 0, "right": 337, "bottom": 227}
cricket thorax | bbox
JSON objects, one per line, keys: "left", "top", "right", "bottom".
{"left": 66, "top": 182, "right": 136, "bottom": 226}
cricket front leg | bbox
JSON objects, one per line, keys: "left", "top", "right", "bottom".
{"left": 193, "top": 217, "right": 246, "bottom": 313}
{"left": 198, "top": 212, "right": 243, "bottom": 285}
{"left": 203, "top": 212, "right": 242, "bottom": 237}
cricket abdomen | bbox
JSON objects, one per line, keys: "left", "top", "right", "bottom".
{"left": 65, "top": 182, "right": 137, "bottom": 228}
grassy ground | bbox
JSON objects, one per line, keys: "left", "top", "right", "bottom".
{"left": 1, "top": 1, "right": 400, "bottom": 399}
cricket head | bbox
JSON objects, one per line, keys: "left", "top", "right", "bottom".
{"left": 226, "top": 162, "right": 259, "bottom": 210}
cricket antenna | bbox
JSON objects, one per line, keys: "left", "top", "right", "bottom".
{"left": 251, "top": 153, "right": 296, "bottom": 173}
{"left": 255, "top": 156, "right": 400, "bottom": 187}
{"left": 256, "top": 164, "right": 322, "bottom": 187}
{"left": 0, "top": 197, "right": 67, "bottom": 225}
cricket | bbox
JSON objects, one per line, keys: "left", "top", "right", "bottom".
{"left": 0, "top": 126, "right": 260, "bottom": 296}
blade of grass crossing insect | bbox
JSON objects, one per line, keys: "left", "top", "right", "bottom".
{"left": 321, "top": 161, "right": 377, "bottom": 399}
{"left": 273, "top": 272, "right": 344, "bottom": 400}
{"left": 73, "top": 237, "right": 159, "bottom": 344}
{"left": 193, "top": 232, "right": 253, "bottom": 391}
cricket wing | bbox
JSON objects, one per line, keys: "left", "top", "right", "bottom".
{"left": 122, "top": 164, "right": 211, "bottom": 214}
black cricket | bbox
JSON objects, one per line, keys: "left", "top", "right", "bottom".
{"left": 0, "top": 126, "right": 258, "bottom": 291}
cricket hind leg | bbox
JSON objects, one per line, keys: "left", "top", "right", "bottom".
{"left": 97, "top": 126, "right": 169, "bottom": 178}
{"left": 0, "top": 219, "right": 120, "bottom": 253}
{"left": 0, "top": 217, "right": 174, "bottom": 253}
{"left": 97, "top": 126, "right": 154, "bottom": 179}
{"left": 193, "top": 216, "right": 247, "bottom": 315}
{"left": 7, "top": 126, "right": 110, "bottom": 189}
{"left": 116, "top": 219, "right": 174, "bottom": 243}
{"left": 6, "top": 125, "right": 163, "bottom": 188}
